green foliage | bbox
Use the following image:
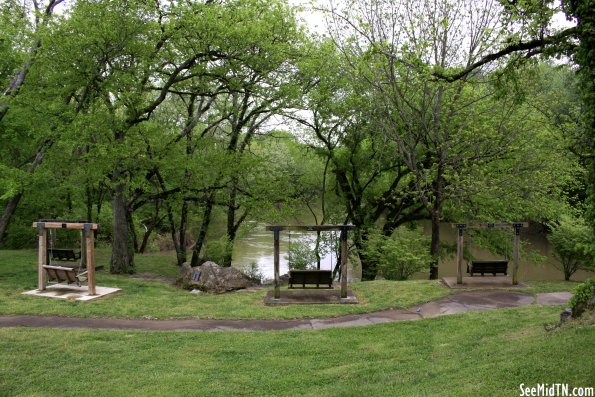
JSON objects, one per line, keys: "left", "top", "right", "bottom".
{"left": 286, "top": 239, "right": 317, "bottom": 270}
{"left": 569, "top": 277, "right": 595, "bottom": 318}
{"left": 548, "top": 214, "right": 594, "bottom": 280}
{"left": 203, "top": 236, "right": 233, "bottom": 266}
{"left": 238, "top": 262, "right": 264, "bottom": 284}
{"left": 363, "top": 226, "right": 432, "bottom": 280}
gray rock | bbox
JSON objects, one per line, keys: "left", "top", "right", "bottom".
{"left": 560, "top": 308, "right": 572, "bottom": 323}
{"left": 177, "top": 261, "right": 253, "bottom": 293}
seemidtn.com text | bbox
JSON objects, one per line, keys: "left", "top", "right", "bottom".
{"left": 520, "top": 384, "right": 594, "bottom": 397}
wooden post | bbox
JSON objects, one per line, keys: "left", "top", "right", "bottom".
{"left": 456, "top": 224, "right": 465, "bottom": 285}
{"left": 37, "top": 223, "right": 47, "bottom": 290}
{"left": 80, "top": 229, "right": 87, "bottom": 268}
{"left": 512, "top": 224, "right": 521, "bottom": 285}
{"left": 340, "top": 227, "right": 348, "bottom": 298}
{"left": 85, "top": 223, "right": 96, "bottom": 295}
{"left": 273, "top": 228, "right": 280, "bottom": 299}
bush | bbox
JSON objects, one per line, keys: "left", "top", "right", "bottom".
{"left": 238, "top": 262, "right": 264, "bottom": 284}
{"left": 203, "top": 236, "right": 233, "bottom": 266}
{"left": 569, "top": 277, "right": 595, "bottom": 318}
{"left": 363, "top": 226, "right": 431, "bottom": 280}
{"left": 548, "top": 215, "right": 594, "bottom": 280}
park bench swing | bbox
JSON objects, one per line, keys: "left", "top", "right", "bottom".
{"left": 32, "top": 221, "right": 99, "bottom": 296}
{"left": 452, "top": 222, "right": 528, "bottom": 285}
{"left": 267, "top": 225, "right": 356, "bottom": 299}
{"left": 286, "top": 230, "right": 334, "bottom": 289}
{"left": 44, "top": 228, "right": 88, "bottom": 286}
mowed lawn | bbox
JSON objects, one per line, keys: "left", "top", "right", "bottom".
{"left": 1, "top": 306, "right": 593, "bottom": 396}
{"left": 0, "top": 249, "right": 593, "bottom": 396}
{"left": 0, "top": 249, "right": 582, "bottom": 320}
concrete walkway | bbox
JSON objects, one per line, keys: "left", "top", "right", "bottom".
{"left": 0, "top": 291, "right": 572, "bottom": 332}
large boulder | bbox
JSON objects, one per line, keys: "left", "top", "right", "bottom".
{"left": 177, "top": 261, "right": 253, "bottom": 293}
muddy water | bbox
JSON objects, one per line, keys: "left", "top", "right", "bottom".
{"left": 231, "top": 221, "right": 593, "bottom": 282}
{"left": 231, "top": 222, "right": 336, "bottom": 281}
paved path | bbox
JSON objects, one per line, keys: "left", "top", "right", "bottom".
{"left": 0, "top": 291, "right": 572, "bottom": 332}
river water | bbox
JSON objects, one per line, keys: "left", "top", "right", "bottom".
{"left": 231, "top": 221, "right": 593, "bottom": 282}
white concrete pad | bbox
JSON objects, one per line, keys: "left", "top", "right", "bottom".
{"left": 22, "top": 284, "right": 121, "bottom": 301}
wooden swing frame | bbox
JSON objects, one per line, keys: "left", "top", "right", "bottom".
{"left": 266, "top": 225, "right": 356, "bottom": 299}
{"left": 452, "top": 222, "right": 528, "bottom": 285}
{"left": 32, "top": 221, "right": 99, "bottom": 295}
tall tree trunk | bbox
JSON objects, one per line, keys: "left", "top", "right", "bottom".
{"left": 178, "top": 201, "right": 189, "bottom": 263}
{"left": 110, "top": 182, "right": 135, "bottom": 274}
{"left": 354, "top": 227, "right": 377, "bottom": 281}
{"left": 127, "top": 210, "right": 139, "bottom": 254}
{"left": 154, "top": 169, "right": 182, "bottom": 265}
{"left": 85, "top": 185, "right": 94, "bottom": 222}
{"left": 138, "top": 203, "right": 161, "bottom": 254}
{"left": 223, "top": 182, "right": 238, "bottom": 267}
{"left": 429, "top": 167, "right": 444, "bottom": 280}
{"left": 190, "top": 197, "right": 214, "bottom": 267}
{"left": 139, "top": 225, "right": 153, "bottom": 254}
{"left": 0, "top": 193, "right": 23, "bottom": 247}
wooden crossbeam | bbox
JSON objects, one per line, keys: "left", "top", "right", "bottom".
{"left": 33, "top": 221, "right": 99, "bottom": 230}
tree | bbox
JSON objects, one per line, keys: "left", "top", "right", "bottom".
{"left": 322, "top": 0, "right": 520, "bottom": 278}
{"left": 0, "top": 0, "right": 64, "bottom": 245}
{"left": 548, "top": 214, "right": 594, "bottom": 280}
{"left": 293, "top": 42, "right": 427, "bottom": 279}
{"left": 319, "top": 0, "right": 584, "bottom": 279}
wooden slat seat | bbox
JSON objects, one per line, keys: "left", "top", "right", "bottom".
{"left": 50, "top": 249, "right": 81, "bottom": 261}
{"left": 43, "top": 265, "right": 87, "bottom": 285}
{"left": 467, "top": 260, "right": 508, "bottom": 276}
{"left": 288, "top": 270, "right": 333, "bottom": 289}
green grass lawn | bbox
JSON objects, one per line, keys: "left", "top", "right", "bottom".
{"left": 0, "top": 249, "right": 582, "bottom": 320}
{"left": 1, "top": 305, "right": 593, "bottom": 396}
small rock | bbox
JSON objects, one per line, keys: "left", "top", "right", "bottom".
{"left": 560, "top": 308, "right": 572, "bottom": 323}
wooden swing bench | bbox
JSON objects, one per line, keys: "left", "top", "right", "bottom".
{"left": 288, "top": 270, "right": 333, "bottom": 289}
{"left": 467, "top": 260, "right": 509, "bottom": 276}
{"left": 43, "top": 265, "right": 88, "bottom": 285}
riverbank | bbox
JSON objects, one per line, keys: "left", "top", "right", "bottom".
{"left": 0, "top": 250, "right": 581, "bottom": 320}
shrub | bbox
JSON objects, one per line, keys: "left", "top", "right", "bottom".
{"left": 363, "top": 226, "right": 431, "bottom": 280}
{"left": 238, "top": 262, "right": 264, "bottom": 284}
{"left": 548, "top": 214, "right": 594, "bottom": 280}
{"left": 203, "top": 236, "right": 233, "bottom": 266}
{"left": 569, "top": 277, "right": 595, "bottom": 318}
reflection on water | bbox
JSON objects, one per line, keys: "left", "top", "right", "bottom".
{"left": 231, "top": 225, "right": 337, "bottom": 281}
{"left": 232, "top": 221, "right": 593, "bottom": 282}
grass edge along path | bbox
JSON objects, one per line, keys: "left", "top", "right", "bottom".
{"left": 0, "top": 305, "right": 593, "bottom": 397}
{"left": 0, "top": 290, "right": 570, "bottom": 331}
